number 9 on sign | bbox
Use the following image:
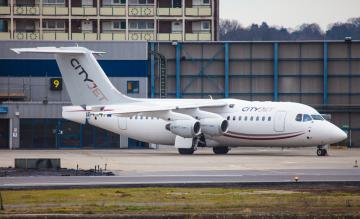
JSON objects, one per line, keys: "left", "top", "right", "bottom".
{"left": 50, "top": 78, "right": 63, "bottom": 91}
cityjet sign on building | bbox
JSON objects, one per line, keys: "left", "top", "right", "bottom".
{"left": 71, "top": 58, "right": 108, "bottom": 102}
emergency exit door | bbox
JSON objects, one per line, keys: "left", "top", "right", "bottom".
{"left": 274, "top": 111, "right": 287, "bottom": 132}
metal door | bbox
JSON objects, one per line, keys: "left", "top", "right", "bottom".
{"left": 274, "top": 111, "right": 287, "bottom": 132}
{"left": 118, "top": 117, "right": 127, "bottom": 130}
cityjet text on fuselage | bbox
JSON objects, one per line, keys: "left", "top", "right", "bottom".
{"left": 241, "top": 107, "right": 274, "bottom": 113}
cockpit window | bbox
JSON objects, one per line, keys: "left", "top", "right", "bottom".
{"left": 311, "top": 115, "right": 324, "bottom": 121}
{"left": 295, "top": 114, "right": 302, "bottom": 122}
{"left": 303, "top": 114, "right": 312, "bottom": 122}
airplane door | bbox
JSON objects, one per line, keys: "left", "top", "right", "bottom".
{"left": 118, "top": 117, "right": 127, "bottom": 130}
{"left": 274, "top": 111, "right": 287, "bottom": 132}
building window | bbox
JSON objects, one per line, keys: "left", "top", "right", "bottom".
{"left": 202, "top": 21, "right": 210, "bottom": 31}
{"left": 42, "top": 20, "right": 65, "bottom": 31}
{"left": 203, "top": 0, "right": 210, "bottom": 4}
{"left": 129, "top": 20, "right": 154, "bottom": 30}
{"left": 113, "top": 21, "right": 126, "bottom": 30}
{"left": 43, "top": 0, "right": 65, "bottom": 5}
{"left": 127, "top": 80, "right": 139, "bottom": 94}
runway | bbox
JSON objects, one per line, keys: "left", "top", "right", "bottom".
{"left": 1, "top": 147, "right": 360, "bottom": 189}
{"left": 1, "top": 169, "right": 360, "bottom": 189}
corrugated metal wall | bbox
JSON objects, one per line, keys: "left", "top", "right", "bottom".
{"left": 149, "top": 41, "right": 360, "bottom": 147}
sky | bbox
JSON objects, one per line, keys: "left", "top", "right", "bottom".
{"left": 220, "top": 0, "right": 360, "bottom": 30}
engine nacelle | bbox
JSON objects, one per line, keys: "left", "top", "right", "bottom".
{"left": 166, "top": 120, "right": 201, "bottom": 138}
{"left": 200, "top": 118, "right": 229, "bottom": 136}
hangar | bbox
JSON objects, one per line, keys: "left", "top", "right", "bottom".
{"left": 0, "top": 40, "right": 359, "bottom": 149}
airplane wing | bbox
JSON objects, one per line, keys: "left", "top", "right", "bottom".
{"left": 63, "top": 100, "right": 228, "bottom": 119}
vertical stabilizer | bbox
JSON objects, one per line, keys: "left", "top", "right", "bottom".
{"left": 11, "top": 47, "right": 137, "bottom": 106}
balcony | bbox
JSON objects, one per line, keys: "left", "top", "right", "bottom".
{"left": 100, "top": 6, "right": 126, "bottom": 16}
{"left": 185, "top": 32, "right": 211, "bottom": 41}
{"left": 0, "top": 32, "right": 11, "bottom": 40}
{"left": 157, "top": 8, "right": 182, "bottom": 16}
{"left": 157, "top": 33, "right": 182, "bottom": 41}
{"left": 128, "top": 6, "right": 154, "bottom": 16}
{"left": 42, "top": 32, "right": 68, "bottom": 40}
{"left": 71, "top": 7, "right": 97, "bottom": 16}
{"left": 71, "top": 32, "right": 97, "bottom": 40}
{"left": 13, "top": 5, "right": 40, "bottom": 15}
{"left": 42, "top": 6, "right": 68, "bottom": 15}
{"left": 185, "top": 7, "right": 211, "bottom": 16}
{"left": 13, "top": 31, "right": 41, "bottom": 40}
{"left": 0, "top": 6, "right": 10, "bottom": 15}
{"left": 100, "top": 32, "right": 126, "bottom": 40}
{"left": 128, "top": 31, "right": 154, "bottom": 41}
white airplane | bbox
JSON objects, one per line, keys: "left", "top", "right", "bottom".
{"left": 12, "top": 46, "right": 347, "bottom": 156}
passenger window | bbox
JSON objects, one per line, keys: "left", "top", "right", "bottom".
{"left": 295, "top": 114, "right": 302, "bottom": 122}
{"left": 239, "top": 116, "right": 242, "bottom": 121}
{"left": 268, "top": 116, "right": 271, "bottom": 121}
{"left": 256, "top": 116, "right": 259, "bottom": 121}
{"left": 262, "top": 116, "right": 265, "bottom": 121}
{"left": 227, "top": 116, "right": 230, "bottom": 121}
{"left": 244, "top": 116, "right": 248, "bottom": 121}
{"left": 250, "top": 116, "right": 254, "bottom": 121}
{"left": 233, "top": 116, "right": 236, "bottom": 121}
{"left": 303, "top": 114, "right": 312, "bottom": 122}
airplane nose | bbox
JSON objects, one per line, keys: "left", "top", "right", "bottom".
{"left": 331, "top": 125, "right": 348, "bottom": 143}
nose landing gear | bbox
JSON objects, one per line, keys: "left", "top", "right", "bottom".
{"left": 317, "top": 145, "right": 328, "bottom": 156}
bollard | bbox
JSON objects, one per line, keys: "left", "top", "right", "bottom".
{"left": 354, "top": 160, "right": 359, "bottom": 168}
{"left": 0, "top": 191, "right": 4, "bottom": 211}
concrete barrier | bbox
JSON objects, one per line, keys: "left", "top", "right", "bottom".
{"left": 15, "top": 159, "right": 61, "bottom": 169}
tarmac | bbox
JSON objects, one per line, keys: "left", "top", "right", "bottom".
{"left": 0, "top": 147, "right": 359, "bottom": 188}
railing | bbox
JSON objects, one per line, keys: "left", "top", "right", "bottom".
{"left": 185, "top": 6, "right": 211, "bottom": 16}
{"left": 100, "top": 6, "right": 126, "bottom": 16}
{"left": 128, "top": 5, "right": 154, "bottom": 16}
{"left": 42, "top": 6, "right": 68, "bottom": 15}
{"left": 185, "top": 32, "right": 211, "bottom": 41}
{"left": 42, "top": 31, "right": 68, "bottom": 40}
{"left": 0, "top": 5, "right": 10, "bottom": 15}
{"left": 128, "top": 31, "right": 154, "bottom": 41}
{"left": 157, "top": 33, "right": 182, "bottom": 41}
{"left": 71, "top": 7, "right": 97, "bottom": 16}
{"left": 71, "top": 32, "right": 97, "bottom": 40}
{"left": 100, "top": 31, "right": 126, "bottom": 40}
{"left": 13, "top": 5, "right": 40, "bottom": 15}
{"left": 13, "top": 31, "right": 41, "bottom": 40}
{"left": 0, "top": 32, "right": 11, "bottom": 40}
{"left": 157, "top": 7, "right": 182, "bottom": 16}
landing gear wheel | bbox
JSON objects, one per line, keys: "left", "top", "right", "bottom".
{"left": 317, "top": 148, "right": 327, "bottom": 156}
{"left": 178, "top": 148, "right": 195, "bottom": 155}
{"left": 213, "top": 147, "right": 230, "bottom": 155}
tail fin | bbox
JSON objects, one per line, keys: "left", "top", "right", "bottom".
{"left": 11, "top": 47, "right": 137, "bottom": 106}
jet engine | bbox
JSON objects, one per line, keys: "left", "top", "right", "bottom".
{"left": 166, "top": 120, "right": 201, "bottom": 138}
{"left": 200, "top": 118, "right": 229, "bottom": 136}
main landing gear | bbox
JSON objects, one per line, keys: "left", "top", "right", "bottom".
{"left": 317, "top": 146, "right": 328, "bottom": 156}
{"left": 213, "top": 146, "right": 230, "bottom": 155}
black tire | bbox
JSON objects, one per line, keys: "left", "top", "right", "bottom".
{"left": 178, "top": 148, "right": 195, "bottom": 155}
{"left": 213, "top": 147, "right": 230, "bottom": 155}
{"left": 317, "top": 149, "right": 327, "bottom": 156}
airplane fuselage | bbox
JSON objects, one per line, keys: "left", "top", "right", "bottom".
{"left": 63, "top": 98, "right": 346, "bottom": 148}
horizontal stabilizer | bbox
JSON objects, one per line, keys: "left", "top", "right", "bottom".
{"left": 11, "top": 47, "right": 105, "bottom": 55}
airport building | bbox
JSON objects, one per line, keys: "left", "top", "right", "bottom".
{"left": 0, "top": 0, "right": 219, "bottom": 41}
{"left": 0, "top": 40, "right": 360, "bottom": 149}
